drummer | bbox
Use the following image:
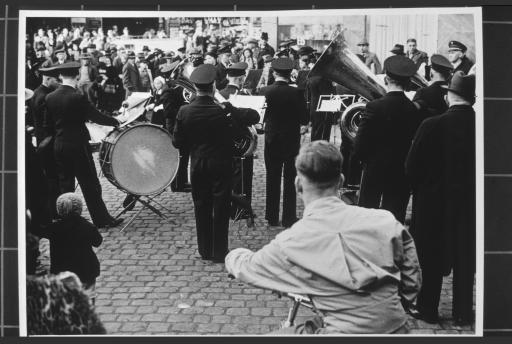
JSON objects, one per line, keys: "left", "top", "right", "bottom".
{"left": 44, "top": 62, "right": 124, "bottom": 229}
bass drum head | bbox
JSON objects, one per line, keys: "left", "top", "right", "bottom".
{"left": 110, "top": 124, "right": 178, "bottom": 195}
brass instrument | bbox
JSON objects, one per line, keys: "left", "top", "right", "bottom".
{"left": 308, "top": 32, "right": 428, "bottom": 142}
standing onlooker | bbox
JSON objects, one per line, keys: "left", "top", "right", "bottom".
{"left": 406, "top": 38, "right": 429, "bottom": 69}
{"left": 240, "top": 48, "right": 257, "bottom": 70}
{"left": 356, "top": 39, "right": 382, "bottom": 74}
{"left": 42, "top": 193, "right": 103, "bottom": 291}
{"left": 406, "top": 71, "right": 476, "bottom": 325}
{"left": 77, "top": 52, "right": 99, "bottom": 97}
{"left": 122, "top": 51, "right": 142, "bottom": 98}
{"left": 138, "top": 58, "right": 154, "bottom": 93}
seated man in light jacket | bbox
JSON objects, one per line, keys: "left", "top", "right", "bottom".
{"left": 225, "top": 141, "right": 422, "bottom": 334}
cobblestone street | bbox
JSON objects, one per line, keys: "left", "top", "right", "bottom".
{"left": 38, "top": 134, "right": 475, "bottom": 335}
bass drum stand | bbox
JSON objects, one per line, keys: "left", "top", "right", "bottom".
{"left": 114, "top": 190, "right": 175, "bottom": 233}
{"left": 231, "top": 156, "right": 256, "bottom": 229}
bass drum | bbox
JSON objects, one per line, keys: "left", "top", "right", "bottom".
{"left": 99, "top": 123, "right": 179, "bottom": 195}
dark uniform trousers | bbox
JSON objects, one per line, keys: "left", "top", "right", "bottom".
{"left": 190, "top": 158, "right": 232, "bottom": 259}
{"left": 358, "top": 164, "right": 411, "bottom": 223}
{"left": 260, "top": 80, "right": 308, "bottom": 227}
{"left": 29, "top": 84, "right": 60, "bottom": 218}
{"left": 354, "top": 91, "right": 421, "bottom": 224}
{"left": 54, "top": 142, "right": 112, "bottom": 226}
{"left": 264, "top": 144, "right": 297, "bottom": 226}
{"left": 173, "top": 96, "right": 235, "bottom": 260}
{"left": 46, "top": 84, "right": 119, "bottom": 227}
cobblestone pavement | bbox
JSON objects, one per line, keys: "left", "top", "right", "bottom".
{"left": 38, "top": 133, "right": 475, "bottom": 335}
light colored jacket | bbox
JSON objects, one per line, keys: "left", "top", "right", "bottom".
{"left": 225, "top": 196, "right": 421, "bottom": 334}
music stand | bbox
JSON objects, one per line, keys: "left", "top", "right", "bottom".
{"left": 230, "top": 152, "right": 257, "bottom": 228}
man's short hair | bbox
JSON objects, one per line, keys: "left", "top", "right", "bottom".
{"left": 295, "top": 141, "right": 343, "bottom": 189}
{"left": 406, "top": 38, "right": 417, "bottom": 44}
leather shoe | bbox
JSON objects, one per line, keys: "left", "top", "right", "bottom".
{"left": 408, "top": 306, "right": 439, "bottom": 324}
{"left": 122, "top": 194, "right": 137, "bottom": 211}
{"left": 267, "top": 220, "right": 280, "bottom": 227}
{"left": 173, "top": 183, "right": 192, "bottom": 192}
{"left": 97, "top": 217, "right": 124, "bottom": 229}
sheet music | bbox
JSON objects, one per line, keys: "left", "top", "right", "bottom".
{"left": 86, "top": 122, "right": 114, "bottom": 143}
{"left": 228, "top": 95, "right": 266, "bottom": 124}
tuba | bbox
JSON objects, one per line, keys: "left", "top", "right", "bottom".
{"left": 308, "top": 32, "right": 427, "bottom": 142}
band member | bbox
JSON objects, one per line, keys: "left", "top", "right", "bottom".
{"left": 219, "top": 62, "right": 248, "bottom": 99}
{"left": 219, "top": 62, "right": 260, "bottom": 219}
{"left": 406, "top": 71, "right": 476, "bottom": 325}
{"left": 45, "top": 62, "right": 124, "bottom": 228}
{"left": 260, "top": 58, "right": 309, "bottom": 228}
{"left": 413, "top": 54, "right": 453, "bottom": 120}
{"left": 172, "top": 64, "right": 233, "bottom": 262}
{"left": 28, "top": 66, "right": 60, "bottom": 145}
{"left": 356, "top": 39, "right": 382, "bottom": 74}
{"left": 354, "top": 55, "right": 422, "bottom": 224}
{"left": 306, "top": 75, "right": 335, "bottom": 141}
{"left": 28, "top": 66, "right": 60, "bottom": 219}
{"left": 161, "top": 62, "right": 192, "bottom": 192}
{"left": 447, "top": 40, "right": 474, "bottom": 75}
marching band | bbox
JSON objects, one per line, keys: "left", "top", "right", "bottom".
{"left": 26, "top": 26, "right": 477, "bottom": 332}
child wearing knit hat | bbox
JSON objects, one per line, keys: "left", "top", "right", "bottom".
{"left": 43, "top": 193, "right": 103, "bottom": 294}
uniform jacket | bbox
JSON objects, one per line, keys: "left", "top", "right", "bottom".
{"left": 43, "top": 214, "right": 103, "bottom": 284}
{"left": 45, "top": 84, "right": 119, "bottom": 146}
{"left": 172, "top": 95, "right": 235, "bottom": 162}
{"left": 412, "top": 81, "right": 449, "bottom": 121}
{"left": 226, "top": 196, "right": 421, "bottom": 334}
{"left": 122, "top": 62, "right": 143, "bottom": 92}
{"left": 28, "top": 84, "right": 53, "bottom": 144}
{"left": 405, "top": 104, "right": 475, "bottom": 276}
{"left": 453, "top": 56, "right": 474, "bottom": 75}
{"left": 354, "top": 91, "right": 421, "bottom": 181}
{"left": 407, "top": 50, "right": 429, "bottom": 69}
{"left": 260, "top": 80, "right": 309, "bottom": 158}
{"left": 215, "top": 63, "right": 228, "bottom": 90}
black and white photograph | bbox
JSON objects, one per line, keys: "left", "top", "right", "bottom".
{"left": 18, "top": 7, "right": 484, "bottom": 336}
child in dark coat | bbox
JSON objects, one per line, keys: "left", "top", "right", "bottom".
{"left": 43, "top": 193, "right": 103, "bottom": 290}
